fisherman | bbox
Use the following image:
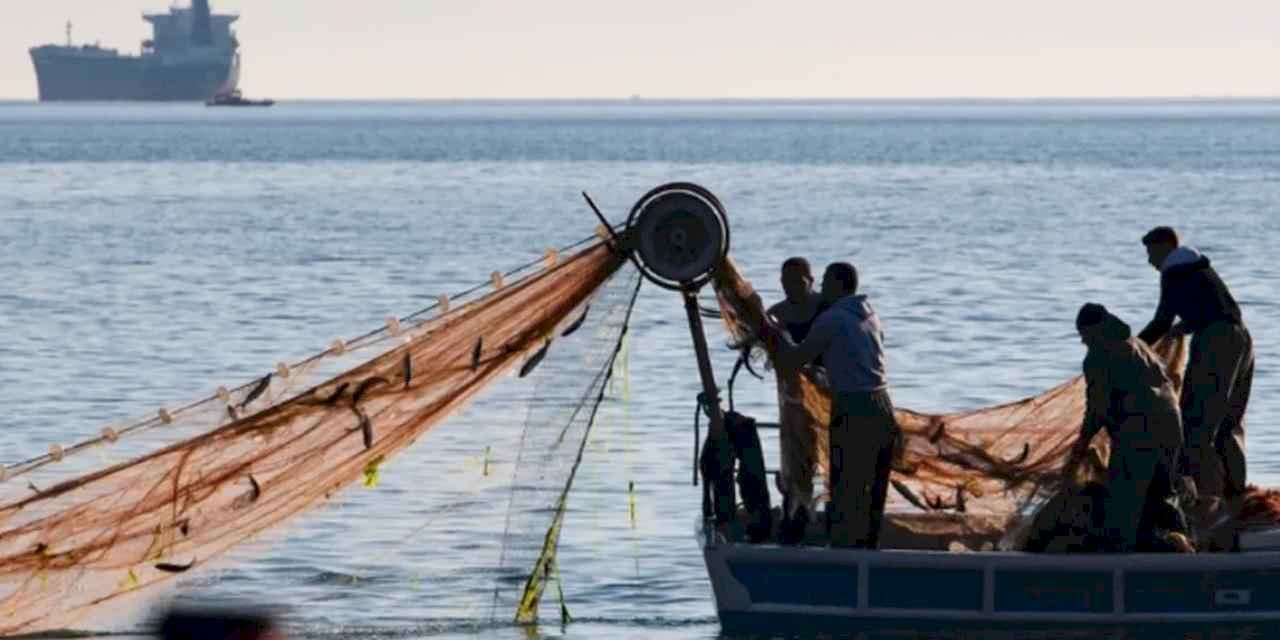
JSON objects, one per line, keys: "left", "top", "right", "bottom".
{"left": 764, "top": 262, "right": 897, "bottom": 549}
{"left": 1070, "top": 303, "right": 1186, "bottom": 552}
{"left": 1137, "top": 227, "right": 1253, "bottom": 513}
{"left": 766, "top": 257, "right": 824, "bottom": 544}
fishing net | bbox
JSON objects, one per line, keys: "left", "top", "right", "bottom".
{"left": 493, "top": 266, "right": 641, "bottom": 623}
{"left": 710, "top": 256, "right": 1191, "bottom": 529}
{"left": 3, "top": 215, "right": 1273, "bottom": 633}
{"left": 0, "top": 236, "right": 632, "bottom": 635}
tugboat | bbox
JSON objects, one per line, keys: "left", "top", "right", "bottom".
{"left": 206, "top": 89, "right": 273, "bottom": 107}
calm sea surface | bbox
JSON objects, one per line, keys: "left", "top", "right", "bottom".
{"left": 2, "top": 100, "right": 1279, "bottom": 639}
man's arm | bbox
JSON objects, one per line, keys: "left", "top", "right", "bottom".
{"left": 1138, "top": 277, "right": 1175, "bottom": 345}
{"left": 1079, "top": 354, "right": 1110, "bottom": 445}
{"left": 769, "top": 313, "right": 833, "bottom": 371}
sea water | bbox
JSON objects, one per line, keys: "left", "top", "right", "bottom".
{"left": 2, "top": 99, "right": 1279, "bottom": 639}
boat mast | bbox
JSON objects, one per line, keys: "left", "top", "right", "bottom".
{"left": 65, "top": 21, "right": 72, "bottom": 47}
{"left": 614, "top": 183, "right": 732, "bottom": 520}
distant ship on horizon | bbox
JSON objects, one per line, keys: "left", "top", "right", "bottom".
{"left": 29, "top": 0, "right": 240, "bottom": 102}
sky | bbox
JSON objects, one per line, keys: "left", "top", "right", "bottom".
{"left": 3, "top": 0, "right": 1278, "bottom": 100}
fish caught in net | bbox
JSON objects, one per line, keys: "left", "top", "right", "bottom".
{"left": 493, "top": 266, "right": 641, "bottom": 623}
{"left": 710, "top": 256, "right": 1203, "bottom": 537}
{"left": 0, "top": 236, "right": 633, "bottom": 635}
{"left": 1, "top": 213, "right": 1273, "bottom": 634}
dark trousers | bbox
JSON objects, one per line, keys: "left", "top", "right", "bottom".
{"left": 1104, "top": 439, "right": 1181, "bottom": 552}
{"left": 1182, "top": 321, "right": 1253, "bottom": 499}
{"left": 829, "top": 389, "right": 897, "bottom": 549}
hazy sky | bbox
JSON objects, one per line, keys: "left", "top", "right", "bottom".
{"left": 4, "top": 0, "right": 1278, "bottom": 99}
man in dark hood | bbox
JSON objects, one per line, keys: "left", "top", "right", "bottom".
{"left": 1072, "top": 303, "right": 1187, "bottom": 552}
{"left": 766, "top": 262, "right": 898, "bottom": 549}
{"left": 1138, "top": 227, "right": 1253, "bottom": 512}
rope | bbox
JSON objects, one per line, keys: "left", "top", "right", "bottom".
{"left": 508, "top": 276, "right": 642, "bottom": 623}
{"left": 2, "top": 228, "right": 618, "bottom": 477}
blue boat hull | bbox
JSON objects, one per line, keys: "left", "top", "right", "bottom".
{"left": 30, "top": 47, "right": 238, "bottom": 101}
{"left": 703, "top": 530, "right": 1280, "bottom": 631}
{"left": 718, "top": 610, "right": 1280, "bottom": 636}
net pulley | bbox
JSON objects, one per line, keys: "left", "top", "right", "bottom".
{"left": 621, "top": 183, "right": 734, "bottom": 527}
{"left": 623, "top": 182, "right": 729, "bottom": 292}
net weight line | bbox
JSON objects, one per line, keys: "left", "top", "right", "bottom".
{"left": 2, "top": 230, "right": 616, "bottom": 484}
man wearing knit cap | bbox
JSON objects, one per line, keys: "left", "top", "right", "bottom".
{"left": 1138, "top": 227, "right": 1253, "bottom": 511}
{"left": 1072, "top": 303, "right": 1185, "bottom": 552}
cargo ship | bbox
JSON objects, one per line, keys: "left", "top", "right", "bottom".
{"left": 29, "top": 1, "right": 240, "bottom": 102}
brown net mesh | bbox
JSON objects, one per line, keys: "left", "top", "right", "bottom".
{"left": 710, "top": 256, "right": 1189, "bottom": 521}
{"left": 0, "top": 240, "right": 625, "bottom": 635}
{"left": 3, "top": 233, "right": 1274, "bottom": 632}
{"left": 1239, "top": 489, "right": 1280, "bottom": 529}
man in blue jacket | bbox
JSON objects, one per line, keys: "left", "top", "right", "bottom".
{"left": 767, "top": 262, "right": 898, "bottom": 549}
{"left": 1138, "top": 226, "right": 1253, "bottom": 512}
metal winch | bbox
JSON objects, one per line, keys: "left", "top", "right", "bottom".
{"left": 624, "top": 182, "right": 730, "bottom": 291}
{"left": 622, "top": 183, "right": 757, "bottom": 532}
{"left": 622, "top": 182, "right": 731, "bottom": 437}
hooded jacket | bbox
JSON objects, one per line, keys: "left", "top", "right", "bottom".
{"left": 1138, "top": 246, "right": 1243, "bottom": 344}
{"left": 1082, "top": 311, "right": 1181, "bottom": 449}
{"left": 780, "top": 294, "right": 887, "bottom": 394}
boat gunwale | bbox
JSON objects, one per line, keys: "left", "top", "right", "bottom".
{"left": 703, "top": 535, "right": 1280, "bottom": 572}
{"left": 701, "top": 519, "right": 1280, "bottom": 570}
{"left": 737, "top": 601, "right": 1280, "bottom": 624}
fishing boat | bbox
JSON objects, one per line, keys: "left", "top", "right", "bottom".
{"left": 701, "top": 525, "right": 1280, "bottom": 632}
{"left": 615, "top": 182, "right": 1280, "bottom": 633}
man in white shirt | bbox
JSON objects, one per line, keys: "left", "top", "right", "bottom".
{"left": 765, "top": 262, "right": 898, "bottom": 549}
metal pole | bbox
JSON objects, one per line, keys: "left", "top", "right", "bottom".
{"left": 682, "top": 288, "right": 725, "bottom": 440}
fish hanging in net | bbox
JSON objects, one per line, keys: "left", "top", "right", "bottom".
{"left": 493, "top": 266, "right": 642, "bottom": 623}
{"left": 0, "top": 238, "right": 629, "bottom": 635}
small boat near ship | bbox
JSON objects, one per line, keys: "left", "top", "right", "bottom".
{"left": 206, "top": 90, "right": 273, "bottom": 107}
